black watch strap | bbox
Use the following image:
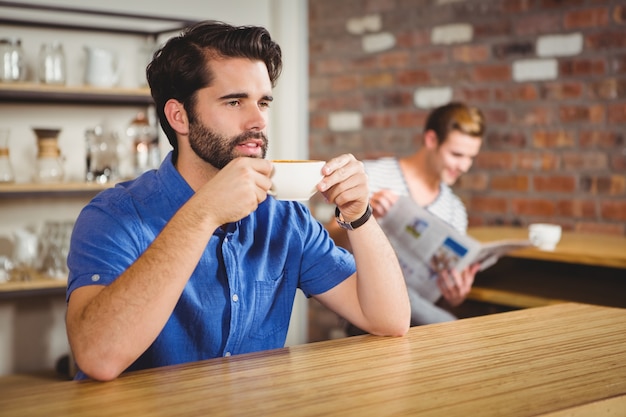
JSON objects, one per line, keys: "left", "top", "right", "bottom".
{"left": 335, "top": 204, "right": 373, "bottom": 231}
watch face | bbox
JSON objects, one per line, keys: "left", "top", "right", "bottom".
{"left": 337, "top": 219, "right": 353, "bottom": 231}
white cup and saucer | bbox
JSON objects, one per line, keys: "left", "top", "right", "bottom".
{"left": 528, "top": 223, "right": 562, "bottom": 251}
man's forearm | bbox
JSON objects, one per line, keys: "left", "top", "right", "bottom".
{"left": 67, "top": 195, "right": 222, "bottom": 380}
{"left": 348, "top": 217, "right": 410, "bottom": 336}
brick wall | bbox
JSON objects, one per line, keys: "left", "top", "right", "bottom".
{"left": 308, "top": 0, "right": 626, "bottom": 236}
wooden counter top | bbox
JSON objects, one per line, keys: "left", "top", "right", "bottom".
{"left": 1, "top": 303, "right": 624, "bottom": 416}
{"left": 468, "top": 226, "right": 626, "bottom": 269}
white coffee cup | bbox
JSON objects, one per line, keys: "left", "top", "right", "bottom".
{"left": 528, "top": 223, "right": 562, "bottom": 251}
{"left": 270, "top": 160, "right": 325, "bottom": 201}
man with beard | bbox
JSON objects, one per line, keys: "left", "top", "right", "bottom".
{"left": 65, "top": 21, "right": 410, "bottom": 381}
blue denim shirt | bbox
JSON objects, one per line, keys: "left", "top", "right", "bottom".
{"left": 67, "top": 152, "right": 355, "bottom": 378}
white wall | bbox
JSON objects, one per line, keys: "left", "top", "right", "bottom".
{"left": 0, "top": 0, "right": 308, "bottom": 375}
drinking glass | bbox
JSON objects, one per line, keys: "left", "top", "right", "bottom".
{"left": 11, "top": 227, "right": 39, "bottom": 281}
{"left": 39, "top": 221, "right": 73, "bottom": 279}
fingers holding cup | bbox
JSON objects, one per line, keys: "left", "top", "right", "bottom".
{"left": 319, "top": 154, "right": 369, "bottom": 221}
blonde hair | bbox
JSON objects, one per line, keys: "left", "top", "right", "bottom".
{"left": 424, "top": 102, "right": 485, "bottom": 145}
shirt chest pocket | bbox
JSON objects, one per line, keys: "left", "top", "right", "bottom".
{"left": 250, "top": 269, "right": 293, "bottom": 340}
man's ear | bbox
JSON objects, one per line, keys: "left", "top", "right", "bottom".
{"left": 164, "top": 99, "right": 189, "bottom": 135}
{"left": 423, "top": 130, "right": 439, "bottom": 150}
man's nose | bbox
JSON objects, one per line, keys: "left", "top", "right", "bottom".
{"left": 459, "top": 157, "right": 473, "bottom": 173}
{"left": 243, "top": 106, "right": 267, "bottom": 131}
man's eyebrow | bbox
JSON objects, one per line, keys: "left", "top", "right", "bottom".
{"left": 219, "top": 93, "right": 273, "bottom": 101}
{"left": 220, "top": 93, "right": 247, "bottom": 100}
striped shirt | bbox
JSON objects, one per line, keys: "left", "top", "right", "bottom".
{"left": 364, "top": 157, "right": 468, "bottom": 233}
{"left": 363, "top": 157, "right": 468, "bottom": 325}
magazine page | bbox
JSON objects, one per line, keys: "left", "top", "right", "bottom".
{"left": 473, "top": 239, "right": 534, "bottom": 271}
{"left": 377, "top": 196, "right": 533, "bottom": 278}
{"left": 377, "top": 196, "right": 482, "bottom": 279}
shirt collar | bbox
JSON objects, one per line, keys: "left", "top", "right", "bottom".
{"left": 157, "top": 151, "right": 195, "bottom": 209}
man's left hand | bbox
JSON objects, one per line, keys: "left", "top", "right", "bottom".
{"left": 318, "top": 154, "right": 369, "bottom": 222}
{"left": 436, "top": 263, "right": 480, "bottom": 307}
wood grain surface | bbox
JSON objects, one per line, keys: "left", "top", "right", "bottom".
{"left": 1, "top": 303, "right": 624, "bottom": 416}
{"left": 468, "top": 226, "right": 626, "bottom": 269}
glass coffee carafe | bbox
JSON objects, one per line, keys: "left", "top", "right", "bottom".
{"left": 0, "top": 128, "right": 15, "bottom": 183}
{"left": 33, "top": 128, "right": 64, "bottom": 183}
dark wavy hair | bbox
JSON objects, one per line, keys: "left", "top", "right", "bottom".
{"left": 146, "top": 20, "right": 283, "bottom": 159}
{"left": 424, "top": 102, "right": 485, "bottom": 145}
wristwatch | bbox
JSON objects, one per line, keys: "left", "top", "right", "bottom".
{"left": 335, "top": 204, "right": 373, "bottom": 231}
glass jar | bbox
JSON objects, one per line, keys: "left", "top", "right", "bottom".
{"left": 0, "top": 37, "right": 26, "bottom": 82}
{"left": 38, "top": 42, "right": 66, "bottom": 85}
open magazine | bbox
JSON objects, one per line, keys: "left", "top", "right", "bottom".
{"left": 377, "top": 196, "right": 532, "bottom": 281}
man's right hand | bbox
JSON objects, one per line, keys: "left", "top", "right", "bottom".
{"left": 198, "top": 157, "right": 273, "bottom": 226}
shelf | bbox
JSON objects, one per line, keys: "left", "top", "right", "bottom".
{"left": 0, "top": 274, "right": 66, "bottom": 299}
{"left": 0, "top": 1, "right": 196, "bottom": 37}
{"left": 0, "top": 83, "right": 153, "bottom": 105}
{"left": 0, "top": 2, "right": 191, "bottom": 106}
{"left": 0, "top": 181, "right": 114, "bottom": 198}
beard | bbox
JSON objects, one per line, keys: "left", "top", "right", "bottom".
{"left": 188, "top": 118, "right": 268, "bottom": 169}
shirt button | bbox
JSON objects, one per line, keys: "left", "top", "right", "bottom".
{"left": 224, "top": 352, "right": 231, "bottom": 357}
{"left": 232, "top": 294, "right": 239, "bottom": 302}
{"left": 91, "top": 274, "right": 100, "bottom": 282}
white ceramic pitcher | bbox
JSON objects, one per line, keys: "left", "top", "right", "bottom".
{"left": 84, "top": 46, "right": 122, "bottom": 87}
{"left": 12, "top": 227, "right": 38, "bottom": 268}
